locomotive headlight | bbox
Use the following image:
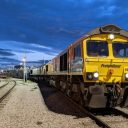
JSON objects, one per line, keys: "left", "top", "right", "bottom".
{"left": 86, "top": 72, "right": 99, "bottom": 80}
{"left": 108, "top": 34, "right": 115, "bottom": 40}
{"left": 125, "top": 73, "right": 128, "bottom": 79}
{"left": 93, "top": 72, "right": 99, "bottom": 78}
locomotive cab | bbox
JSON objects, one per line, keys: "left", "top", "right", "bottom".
{"left": 82, "top": 26, "right": 128, "bottom": 108}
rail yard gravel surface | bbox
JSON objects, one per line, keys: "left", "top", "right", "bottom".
{"left": 97, "top": 115, "right": 128, "bottom": 128}
{"left": 0, "top": 79, "right": 8, "bottom": 87}
{"left": 0, "top": 79, "right": 99, "bottom": 128}
{"left": 116, "top": 107, "right": 128, "bottom": 114}
{"left": 0, "top": 80, "right": 14, "bottom": 99}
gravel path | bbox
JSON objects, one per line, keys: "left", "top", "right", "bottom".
{"left": 0, "top": 79, "right": 99, "bottom": 128}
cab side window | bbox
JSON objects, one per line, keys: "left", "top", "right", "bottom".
{"left": 60, "top": 52, "right": 67, "bottom": 71}
{"left": 74, "top": 44, "right": 81, "bottom": 60}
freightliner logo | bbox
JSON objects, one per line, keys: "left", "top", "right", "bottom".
{"left": 101, "top": 64, "right": 121, "bottom": 68}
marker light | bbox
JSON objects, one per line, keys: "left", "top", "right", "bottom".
{"left": 93, "top": 72, "right": 99, "bottom": 78}
{"left": 108, "top": 34, "right": 115, "bottom": 40}
{"left": 86, "top": 73, "right": 93, "bottom": 80}
{"left": 125, "top": 73, "right": 128, "bottom": 79}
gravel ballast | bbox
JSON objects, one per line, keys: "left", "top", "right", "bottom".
{"left": 0, "top": 80, "right": 15, "bottom": 100}
{"left": 0, "top": 79, "right": 9, "bottom": 88}
{"left": 0, "top": 79, "right": 99, "bottom": 128}
{"left": 116, "top": 107, "right": 128, "bottom": 114}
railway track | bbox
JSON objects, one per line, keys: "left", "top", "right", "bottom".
{"left": 38, "top": 81, "right": 128, "bottom": 128}
{"left": 0, "top": 81, "right": 9, "bottom": 89}
{"left": 0, "top": 80, "right": 16, "bottom": 103}
{"left": 57, "top": 87, "right": 128, "bottom": 128}
{"left": 60, "top": 93, "right": 110, "bottom": 128}
{"left": 95, "top": 108, "right": 128, "bottom": 128}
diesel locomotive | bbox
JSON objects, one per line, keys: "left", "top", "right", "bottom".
{"left": 30, "top": 24, "right": 128, "bottom": 108}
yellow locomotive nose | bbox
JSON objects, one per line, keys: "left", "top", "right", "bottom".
{"left": 103, "top": 68, "right": 115, "bottom": 82}
{"left": 108, "top": 69, "right": 114, "bottom": 75}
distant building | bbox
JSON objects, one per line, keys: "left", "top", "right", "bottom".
{"left": 14, "top": 65, "right": 23, "bottom": 69}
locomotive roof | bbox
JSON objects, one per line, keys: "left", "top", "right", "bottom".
{"left": 56, "top": 24, "right": 128, "bottom": 57}
{"left": 41, "top": 24, "right": 128, "bottom": 67}
{"left": 70, "top": 24, "right": 128, "bottom": 48}
{"left": 86, "top": 24, "right": 128, "bottom": 38}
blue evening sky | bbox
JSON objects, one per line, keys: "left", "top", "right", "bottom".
{"left": 0, "top": 0, "right": 127, "bottom": 67}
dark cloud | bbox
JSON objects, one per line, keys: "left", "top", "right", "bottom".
{"left": 0, "top": 48, "right": 15, "bottom": 56}
{"left": 27, "top": 60, "right": 49, "bottom": 64}
{"left": 1, "top": 0, "right": 127, "bottom": 49}
{"left": 0, "top": 57, "right": 19, "bottom": 69}
{"left": 0, "top": 0, "right": 128, "bottom": 67}
{"left": 0, "top": 57, "right": 49, "bottom": 67}
{"left": 1, "top": 41, "right": 60, "bottom": 55}
{"left": 0, "top": 57, "right": 19, "bottom": 62}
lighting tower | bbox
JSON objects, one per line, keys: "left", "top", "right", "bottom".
{"left": 22, "top": 57, "right": 27, "bottom": 82}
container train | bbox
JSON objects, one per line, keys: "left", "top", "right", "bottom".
{"left": 30, "top": 24, "right": 128, "bottom": 108}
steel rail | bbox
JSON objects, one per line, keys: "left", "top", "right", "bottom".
{"left": 55, "top": 89, "right": 111, "bottom": 128}
{"left": 112, "top": 108, "right": 128, "bottom": 119}
{"left": 61, "top": 93, "right": 128, "bottom": 128}
{"left": 81, "top": 109, "right": 111, "bottom": 128}
{"left": 38, "top": 81, "right": 112, "bottom": 128}
{"left": 39, "top": 81, "right": 128, "bottom": 128}
{"left": 0, "top": 81, "right": 9, "bottom": 89}
{"left": 0, "top": 80, "right": 16, "bottom": 103}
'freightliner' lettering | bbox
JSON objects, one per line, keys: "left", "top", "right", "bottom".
{"left": 101, "top": 64, "right": 121, "bottom": 68}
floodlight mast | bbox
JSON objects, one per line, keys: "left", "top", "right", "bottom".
{"left": 22, "top": 57, "right": 27, "bottom": 82}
